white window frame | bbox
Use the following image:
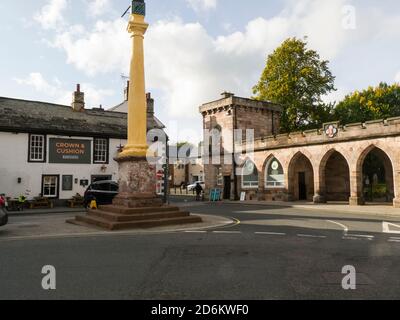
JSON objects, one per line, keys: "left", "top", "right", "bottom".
{"left": 242, "top": 160, "right": 259, "bottom": 189}
{"left": 265, "top": 158, "right": 285, "bottom": 189}
{"left": 29, "top": 134, "right": 45, "bottom": 162}
{"left": 94, "top": 138, "right": 108, "bottom": 164}
{"left": 42, "top": 176, "right": 58, "bottom": 198}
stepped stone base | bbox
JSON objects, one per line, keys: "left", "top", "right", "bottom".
{"left": 68, "top": 156, "right": 202, "bottom": 231}
{"left": 68, "top": 205, "right": 202, "bottom": 231}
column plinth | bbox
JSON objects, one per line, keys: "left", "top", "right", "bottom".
{"left": 349, "top": 196, "right": 365, "bottom": 206}
{"left": 112, "top": 156, "right": 163, "bottom": 208}
{"left": 313, "top": 194, "right": 327, "bottom": 204}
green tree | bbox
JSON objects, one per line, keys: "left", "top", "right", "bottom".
{"left": 333, "top": 82, "right": 400, "bottom": 124}
{"left": 253, "top": 37, "right": 336, "bottom": 133}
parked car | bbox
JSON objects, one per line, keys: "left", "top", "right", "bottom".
{"left": 84, "top": 180, "right": 119, "bottom": 207}
{"left": 187, "top": 181, "right": 205, "bottom": 192}
{"left": 0, "top": 207, "right": 8, "bottom": 227}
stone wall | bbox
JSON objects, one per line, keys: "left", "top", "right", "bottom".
{"left": 201, "top": 94, "right": 400, "bottom": 207}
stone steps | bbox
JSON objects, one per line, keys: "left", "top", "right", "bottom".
{"left": 74, "top": 214, "right": 202, "bottom": 231}
{"left": 87, "top": 209, "right": 190, "bottom": 222}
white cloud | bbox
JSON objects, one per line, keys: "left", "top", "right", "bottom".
{"left": 45, "top": 0, "right": 400, "bottom": 122}
{"left": 34, "top": 0, "right": 68, "bottom": 30}
{"left": 14, "top": 72, "right": 114, "bottom": 108}
{"left": 86, "top": 0, "right": 112, "bottom": 17}
{"left": 53, "top": 19, "right": 130, "bottom": 76}
{"left": 395, "top": 71, "right": 400, "bottom": 83}
{"left": 14, "top": 72, "right": 59, "bottom": 96}
{"left": 186, "top": 0, "right": 217, "bottom": 12}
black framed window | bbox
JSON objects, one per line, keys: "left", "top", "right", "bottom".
{"left": 29, "top": 134, "right": 46, "bottom": 162}
{"left": 93, "top": 138, "right": 109, "bottom": 164}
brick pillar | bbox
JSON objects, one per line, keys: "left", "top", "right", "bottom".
{"left": 349, "top": 170, "right": 364, "bottom": 206}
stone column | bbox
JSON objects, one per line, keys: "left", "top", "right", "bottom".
{"left": 349, "top": 170, "right": 364, "bottom": 206}
{"left": 313, "top": 167, "right": 326, "bottom": 203}
{"left": 119, "top": 12, "right": 149, "bottom": 159}
{"left": 393, "top": 167, "right": 400, "bottom": 208}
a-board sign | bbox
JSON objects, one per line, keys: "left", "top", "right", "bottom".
{"left": 210, "top": 189, "right": 222, "bottom": 202}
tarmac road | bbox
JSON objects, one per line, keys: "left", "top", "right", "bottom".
{"left": 0, "top": 202, "right": 400, "bottom": 300}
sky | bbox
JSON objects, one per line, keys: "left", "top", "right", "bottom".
{"left": 1, "top": 0, "right": 400, "bottom": 143}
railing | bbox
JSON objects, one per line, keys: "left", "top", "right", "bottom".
{"left": 169, "top": 187, "right": 196, "bottom": 196}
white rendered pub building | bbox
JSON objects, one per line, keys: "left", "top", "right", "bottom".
{"left": 0, "top": 85, "right": 165, "bottom": 204}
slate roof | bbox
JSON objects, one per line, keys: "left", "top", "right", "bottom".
{"left": 0, "top": 97, "right": 165, "bottom": 139}
{"left": 109, "top": 100, "right": 165, "bottom": 129}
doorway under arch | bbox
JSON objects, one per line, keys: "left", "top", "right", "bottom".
{"left": 288, "top": 153, "right": 314, "bottom": 201}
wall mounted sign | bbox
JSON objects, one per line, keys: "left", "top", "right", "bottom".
{"left": 80, "top": 180, "right": 89, "bottom": 187}
{"left": 49, "top": 138, "right": 92, "bottom": 164}
{"left": 324, "top": 124, "right": 338, "bottom": 138}
{"left": 62, "top": 175, "right": 73, "bottom": 191}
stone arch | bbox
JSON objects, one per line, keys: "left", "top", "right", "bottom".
{"left": 317, "top": 149, "right": 351, "bottom": 203}
{"left": 356, "top": 145, "right": 395, "bottom": 203}
{"left": 288, "top": 151, "right": 315, "bottom": 201}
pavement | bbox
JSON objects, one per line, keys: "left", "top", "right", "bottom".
{"left": 1, "top": 201, "right": 400, "bottom": 299}
{"left": 233, "top": 200, "right": 400, "bottom": 217}
{"left": 6, "top": 207, "right": 85, "bottom": 216}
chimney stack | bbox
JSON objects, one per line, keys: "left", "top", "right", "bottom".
{"left": 221, "top": 91, "right": 234, "bottom": 99}
{"left": 124, "top": 81, "right": 130, "bottom": 101}
{"left": 146, "top": 92, "right": 154, "bottom": 114}
{"left": 72, "top": 84, "right": 85, "bottom": 112}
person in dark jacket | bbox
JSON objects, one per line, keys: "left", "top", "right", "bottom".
{"left": 194, "top": 183, "right": 203, "bottom": 201}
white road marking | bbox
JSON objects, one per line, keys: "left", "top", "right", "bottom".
{"left": 255, "top": 232, "right": 286, "bottom": 236}
{"left": 297, "top": 234, "right": 327, "bottom": 239}
{"left": 184, "top": 231, "right": 207, "bottom": 234}
{"left": 388, "top": 239, "right": 400, "bottom": 243}
{"left": 326, "top": 220, "right": 349, "bottom": 234}
{"left": 212, "top": 231, "right": 242, "bottom": 234}
{"left": 383, "top": 222, "right": 400, "bottom": 234}
{"left": 347, "top": 234, "right": 374, "bottom": 239}
{"left": 343, "top": 235, "right": 374, "bottom": 241}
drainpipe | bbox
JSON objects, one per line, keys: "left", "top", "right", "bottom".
{"left": 232, "top": 105, "right": 239, "bottom": 201}
{"left": 163, "top": 136, "right": 170, "bottom": 204}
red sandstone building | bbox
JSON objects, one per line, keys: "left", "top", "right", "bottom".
{"left": 201, "top": 93, "right": 400, "bottom": 208}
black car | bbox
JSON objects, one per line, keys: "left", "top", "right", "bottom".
{"left": 0, "top": 207, "right": 8, "bottom": 227}
{"left": 84, "top": 180, "right": 119, "bottom": 207}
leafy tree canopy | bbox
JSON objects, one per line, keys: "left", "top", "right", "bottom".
{"left": 253, "top": 37, "right": 336, "bottom": 133}
{"left": 333, "top": 82, "right": 400, "bottom": 124}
